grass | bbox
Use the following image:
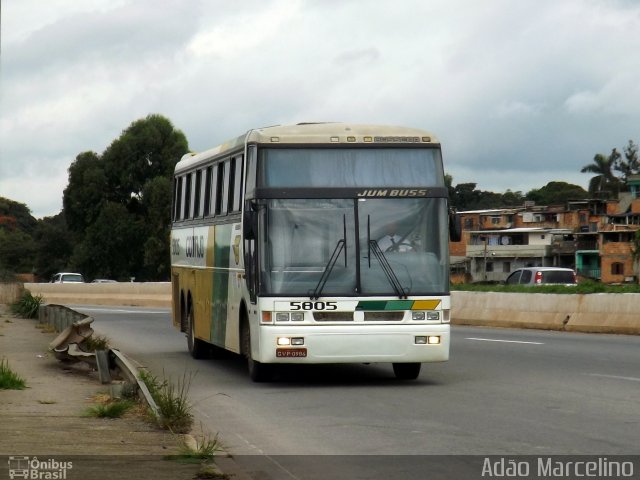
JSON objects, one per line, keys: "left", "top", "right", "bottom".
{"left": 10, "top": 291, "right": 43, "bottom": 319}
{"left": 85, "top": 399, "right": 134, "bottom": 418}
{"left": 176, "top": 426, "right": 224, "bottom": 461}
{"left": 451, "top": 279, "right": 640, "bottom": 294}
{"left": 82, "top": 334, "right": 110, "bottom": 352}
{"left": 139, "top": 369, "right": 194, "bottom": 434}
{"left": 0, "top": 358, "right": 27, "bottom": 390}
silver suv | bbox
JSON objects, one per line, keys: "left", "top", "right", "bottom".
{"left": 505, "top": 267, "right": 576, "bottom": 286}
{"left": 50, "top": 272, "right": 85, "bottom": 283}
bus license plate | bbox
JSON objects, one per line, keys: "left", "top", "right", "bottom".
{"left": 276, "top": 348, "right": 307, "bottom": 358}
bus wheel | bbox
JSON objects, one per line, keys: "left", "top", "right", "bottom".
{"left": 241, "top": 320, "right": 271, "bottom": 382}
{"left": 187, "top": 303, "right": 207, "bottom": 359}
{"left": 392, "top": 363, "right": 421, "bottom": 380}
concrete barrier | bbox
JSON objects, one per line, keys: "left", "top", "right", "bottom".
{"left": 15, "top": 283, "right": 640, "bottom": 335}
{"left": 451, "top": 291, "right": 640, "bottom": 335}
{"left": 0, "top": 282, "right": 24, "bottom": 304}
{"left": 25, "top": 282, "right": 171, "bottom": 308}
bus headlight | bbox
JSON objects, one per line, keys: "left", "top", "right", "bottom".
{"left": 426, "top": 311, "right": 440, "bottom": 321}
{"left": 411, "top": 311, "right": 426, "bottom": 321}
{"left": 415, "top": 335, "right": 441, "bottom": 345}
{"left": 277, "top": 337, "right": 291, "bottom": 345}
{"left": 291, "top": 312, "right": 304, "bottom": 322}
{"left": 275, "top": 312, "right": 289, "bottom": 322}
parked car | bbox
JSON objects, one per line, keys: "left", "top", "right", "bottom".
{"left": 505, "top": 267, "right": 577, "bottom": 286}
{"left": 50, "top": 272, "right": 85, "bottom": 284}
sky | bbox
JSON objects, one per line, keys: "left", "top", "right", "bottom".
{"left": 1, "top": 0, "right": 640, "bottom": 218}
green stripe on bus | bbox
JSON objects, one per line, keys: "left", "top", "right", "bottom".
{"left": 211, "top": 224, "right": 232, "bottom": 346}
{"left": 356, "top": 300, "right": 415, "bottom": 311}
{"left": 384, "top": 300, "right": 414, "bottom": 310}
{"left": 355, "top": 301, "right": 388, "bottom": 311}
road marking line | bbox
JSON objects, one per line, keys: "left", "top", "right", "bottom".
{"left": 586, "top": 373, "right": 640, "bottom": 383}
{"left": 465, "top": 337, "right": 544, "bottom": 345}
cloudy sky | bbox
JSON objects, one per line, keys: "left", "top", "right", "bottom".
{"left": 1, "top": 0, "right": 639, "bottom": 218}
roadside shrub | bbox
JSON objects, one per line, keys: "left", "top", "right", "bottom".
{"left": 139, "top": 369, "right": 194, "bottom": 434}
{"left": 85, "top": 399, "right": 134, "bottom": 418}
{"left": 0, "top": 358, "right": 26, "bottom": 390}
{"left": 11, "top": 291, "right": 43, "bottom": 318}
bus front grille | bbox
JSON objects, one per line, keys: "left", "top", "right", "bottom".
{"left": 313, "top": 312, "right": 354, "bottom": 321}
{"left": 312, "top": 311, "right": 405, "bottom": 321}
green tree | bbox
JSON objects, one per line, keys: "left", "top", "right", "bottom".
{"left": 62, "top": 114, "right": 188, "bottom": 281}
{"left": 0, "top": 229, "right": 36, "bottom": 273}
{"left": 140, "top": 176, "right": 173, "bottom": 279}
{"left": 32, "top": 213, "right": 75, "bottom": 280}
{"left": 580, "top": 149, "right": 622, "bottom": 197}
{"left": 614, "top": 140, "right": 640, "bottom": 182}
{"left": 63, "top": 151, "right": 106, "bottom": 233}
{"left": 71, "top": 202, "right": 146, "bottom": 281}
{"left": 102, "top": 114, "right": 188, "bottom": 206}
{"left": 526, "top": 181, "right": 588, "bottom": 205}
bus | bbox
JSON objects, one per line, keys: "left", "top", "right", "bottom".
{"left": 170, "top": 123, "right": 460, "bottom": 381}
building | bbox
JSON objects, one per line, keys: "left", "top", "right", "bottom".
{"left": 450, "top": 193, "right": 639, "bottom": 284}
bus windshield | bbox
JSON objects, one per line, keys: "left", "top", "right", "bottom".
{"left": 258, "top": 148, "right": 444, "bottom": 188}
{"left": 259, "top": 197, "right": 449, "bottom": 297}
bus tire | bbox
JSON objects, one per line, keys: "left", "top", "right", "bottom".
{"left": 392, "top": 362, "right": 421, "bottom": 380}
{"left": 187, "top": 303, "right": 208, "bottom": 359}
{"left": 241, "top": 319, "right": 271, "bottom": 382}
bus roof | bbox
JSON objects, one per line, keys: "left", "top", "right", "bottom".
{"left": 175, "top": 123, "right": 439, "bottom": 172}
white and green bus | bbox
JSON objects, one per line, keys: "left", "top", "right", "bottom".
{"left": 170, "top": 123, "right": 460, "bottom": 381}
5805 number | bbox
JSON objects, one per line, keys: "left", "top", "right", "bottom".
{"left": 290, "top": 301, "right": 337, "bottom": 311}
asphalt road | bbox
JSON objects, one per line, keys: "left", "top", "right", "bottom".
{"left": 72, "top": 305, "right": 640, "bottom": 478}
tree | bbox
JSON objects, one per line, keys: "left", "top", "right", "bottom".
{"left": 102, "top": 114, "right": 188, "bottom": 206}
{"left": 525, "top": 181, "right": 588, "bottom": 205}
{"left": 63, "top": 151, "right": 106, "bottom": 233}
{"left": 71, "top": 202, "right": 146, "bottom": 281}
{"left": 62, "top": 114, "right": 188, "bottom": 281}
{"left": 614, "top": 140, "right": 640, "bottom": 182}
{"left": 580, "top": 149, "right": 622, "bottom": 197}
{"left": 32, "top": 213, "right": 75, "bottom": 279}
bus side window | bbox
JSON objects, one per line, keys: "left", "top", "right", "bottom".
{"left": 203, "top": 166, "right": 213, "bottom": 216}
{"left": 186, "top": 172, "right": 194, "bottom": 219}
{"left": 231, "top": 155, "right": 243, "bottom": 212}
{"left": 193, "top": 169, "right": 202, "bottom": 218}
{"left": 214, "top": 163, "right": 224, "bottom": 215}
{"left": 173, "top": 177, "right": 182, "bottom": 221}
{"left": 220, "top": 160, "right": 230, "bottom": 215}
{"left": 181, "top": 175, "right": 190, "bottom": 220}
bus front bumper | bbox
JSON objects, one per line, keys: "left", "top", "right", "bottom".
{"left": 256, "top": 324, "right": 450, "bottom": 364}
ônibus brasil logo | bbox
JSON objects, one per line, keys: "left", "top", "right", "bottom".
{"left": 7, "top": 456, "right": 72, "bottom": 479}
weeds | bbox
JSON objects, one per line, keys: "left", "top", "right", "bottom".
{"left": 139, "top": 369, "right": 194, "bottom": 434}
{"left": 177, "top": 425, "right": 224, "bottom": 460}
{"left": 0, "top": 358, "right": 27, "bottom": 390}
{"left": 10, "top": 291, "right": 43, "bottom": 319}
{"left": 82, "top": 334, "right": 110, "bottom": 352}
{"left": 85, "top": 399, "right": 134, "bottom": 418}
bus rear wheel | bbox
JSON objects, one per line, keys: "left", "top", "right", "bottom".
{"left": 392, "top": 362, "right": 421, "bottom": 380}
{"left": 186, "top": 303, "right": 208, "bottom": 359}
{"left": 241, "top": 320, "right": 272, "bottom": 382}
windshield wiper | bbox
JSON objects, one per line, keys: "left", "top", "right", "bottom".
{"left": 310, "top": 215, "right": 348, "bottom": 300}
{"left": 367, "top": 216, "right": 407, "bottom": 298}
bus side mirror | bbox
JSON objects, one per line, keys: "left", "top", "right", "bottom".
{"left": 449, "top": 210, "right": 461, "bottom": 242}
{"left": 243, "top": 201, "right": 257, "bottom": 239}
